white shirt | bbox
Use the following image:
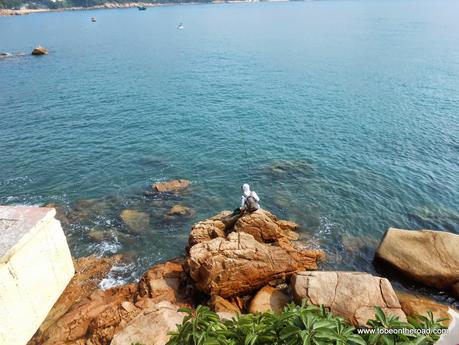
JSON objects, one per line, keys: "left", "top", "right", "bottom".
{"left": 241, "top": 191, "right": 260, "bottom": 209}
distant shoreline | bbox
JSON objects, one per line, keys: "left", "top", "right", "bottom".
{"left": 0, "top": 0, "right": 289, "bottom": 16}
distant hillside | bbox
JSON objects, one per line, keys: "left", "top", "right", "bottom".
{"left": 0, "top": 0, "right": 210, "bottom": 10}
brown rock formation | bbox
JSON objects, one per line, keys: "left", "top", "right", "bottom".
{"left": 375, "top": 228, "right": 459, "bottom": 294}
{"left": 209, "top": 295, "right": 242, "bottom": 314}
{"left": 291, "top": 271, "right": 406, "bottom": 326}
{"left": 32, "top": 283, "right": 139, "bottom": 345}
{"left": 248, "top": 285, "right": 291, "bottom": 314}
{"left": 120, "top": 209, "right": 150, "bottom": 233}
{"left": 29, "top": 255, "right": 122, "bottom": 343}
{"left": 152, "top": 179, "right": 190, "bottom": 193}
{"left": 233, "top": 209, "right": 299, "bottom": 243}
{"left": 31, "top": 46, "right": 48, "bottom": 55}
{"left": 165, "top": 205, "right": 196, "bottom": 219}
{"left": 396, "top": 291, "right": 453, "bottom": 326}
{"left": 188, "top": 210, "right": 232, "bottom": 247}
{"left": 188, "top": 209, "right": 300, "bottom": 248}
{"left": 29, "top": 259, "right": 192, "bottom": 345}
{"left": 31, "top": 209, "right": 323, "bottom": 344}
{"left": 137, "top": 260, "right": 193, "bottom": 306}
{"left": 187, "top": 232, "right": 323, "bottom": 298}
{"left": 110, "top": 301, "right": 186, "bottom": 345}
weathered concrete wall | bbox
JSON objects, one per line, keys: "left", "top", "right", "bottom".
{"left": 0, "top": 206, "right": 74, "bottom": 345}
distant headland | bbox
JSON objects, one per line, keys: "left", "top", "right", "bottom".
{"left": 0, "top": 0, "right": 288, "bottom": 16}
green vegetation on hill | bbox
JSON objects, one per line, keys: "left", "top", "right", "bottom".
{"left": 0, "top": 0, "right": 209, "bottom": 10}
{"left": 166, "top": 301, "right": 446, "bottom": 345}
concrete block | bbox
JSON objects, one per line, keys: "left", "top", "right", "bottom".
{"left": 0, "top": 206, "right": 74, "bottom": 345}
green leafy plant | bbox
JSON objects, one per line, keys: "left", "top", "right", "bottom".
{"left": 167, "top": 300, "right": 447, "bottom": 345}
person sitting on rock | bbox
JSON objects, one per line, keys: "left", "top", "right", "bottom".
{"left": 239, "top": 183, "right": 260, "bottom": 213}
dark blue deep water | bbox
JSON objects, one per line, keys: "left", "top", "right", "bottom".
{"left": 1, "top": 0, "right": 458, "bottom": 292}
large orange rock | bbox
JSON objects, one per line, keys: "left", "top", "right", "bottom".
{"left": 396, "top": 291, "right": 454, "bottom": 326}
{"left": 188, "top": 209, "right": 300, "bottom": 248}
{"left": 137, "top": 260, "right": 193, "bottom": 306}
{"left": 375, "top": 228, "right": 459, "bottom": 294}
{"left": 110, "top": 301, "right": 186, "bottom": 345}
{"left": 248, "top": 285, "right": 291, "bottom": 314}
{"left": 152, "top": 179, "right": 190, "bottom": 193}
{"left": 28, "top": 255, "right": 123, "bottom": 344}
{"left": 120, "top": 209, "right": 150, "bottom": 233}
{"left": 291, "top": 271, "right": 406, "bottom": 326}
{"left": 209, "top": 295, "right": 242, "bottom": 314}
{"left": 31, "top": 46, "right": 48, "bottom": 55}
{"left": 165, "top": 205, "right": 196, "bottom": 219}
{"left": 35, "top": 284, "right": 139, "bottom": 345}
{"left": 187, "top": 232, "right": 323, "bottom": 298}
{"left": 188, "top": 211, "right": 232, "bottom": 247}
{"left": 233, "top": 209, "right": 299, "bottom": 243}
{"left": 29, "top": 259, "right": 192, "bottom": 345}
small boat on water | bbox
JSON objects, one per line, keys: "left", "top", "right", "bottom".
{"left": 31, "top": 46, "right": 48, "bottom": 56}
{"left": 137, "top": 6, "right": 147, "bottom": 10}
{"left": 91, "top": 16, "right": 96, "bottom": 22}
{"left": 178, "top": 23, "right": 184, "bottom": 30}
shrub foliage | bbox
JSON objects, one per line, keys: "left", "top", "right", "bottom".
{"left": 166, "top": 300, "right": 447, "bottom": 345}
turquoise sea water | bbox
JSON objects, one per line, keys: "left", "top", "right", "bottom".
{"left": 1, "top": 1, "right": 458, "bottom": 293}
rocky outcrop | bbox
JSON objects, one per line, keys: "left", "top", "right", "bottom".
{"left": 187, "top": 232, "right": 323, "bottom": 298}
{"left": 120, "top": 209, "right": 150, "bottom": 233}
{"left": 152, "top": 179, "right": 190, "bottom": 193}
{"left": 29, "top": 259, "right": 192, "bottom": 345}
{"left": 33, "top": 283, "right": 139, "bottom": 345}
{"left": 31, "top": 46, "right": 48, "bottom": 55}
{"left": 375, "top": 228, "right": 459, "bottom": 294}
{"left": 209, "top": 295, "right": 242, "bottom": 314}
{"left": 233, "top": 209, "right": 299, "bottom": 243}
{"left": 31, "top": 208, "right": 328, "bottom": 344}
{"left": 137, "top": 260, "right": 193, "bottom": 306}
{"left": 188, "top": 211, "right": 232, "bottom": 247}
{"left": 110, "top": 301, "right": 186, "bottom": 345}
{"left": 396, "top": 291, "right": 453, "bottom": 326}
{"left": 291, "top": 271, "right": 406, "bottom": 326}
{"left": 165, "top": 205, "right": 196, "bottom": 219}
{"left": 248, "top": 285, "right": 291, "bottom": 314}
{"left": 188, "top": 209, "right": 300, "bottom": 247}
{"left": 28, "top": 255, "right": 123, "bottom": 344}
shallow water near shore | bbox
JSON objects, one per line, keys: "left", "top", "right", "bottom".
{"left": 1, "top": 0, "right": 458, "bottom": 300}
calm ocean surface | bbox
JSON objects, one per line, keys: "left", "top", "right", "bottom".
{"left": 1, "top": 0, "right": 458, "bottom": 292}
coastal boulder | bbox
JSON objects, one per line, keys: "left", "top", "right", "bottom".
{"left": 29, "top": 259, "right": 190, "bottom": 345}
{"left": 110, "top": 301, "right": 185, "bottom": 345}
{"left": 396, "top": 291, "right": 453, "bottom": 326}
{"left": 137, "top": 260, "right": 193, "bottom": 306}
{"left": 188, "top": 210, "right": 231, "bottom": 247}
{"left": 375, "top": 228, "right": 459, "bottom": 293}
{"left": 187, "top": 232, "right": 324, "bottom": 298}
{"left": 35, "top": 283, "right": 139, "bottom": 345}
{"left": 120, "top": 209, "right": 150, "bottom": 233}
{"left": 233, "top": 209, "right": 299, "bottom": 243}
{"left": 152, "top": 179, "right": 190, "bottom": 193}
{"left": 31, "top": 46, "right": 48, "bottom": 55}
{"left": 188, "top": 209, "right": 300, "bottom": 248}
{"left": 209, "top": 295, "right": 242, "bottom": 314}
{"left": 165, "top": 205, "right": 196, "bottom": 219}
{"left": 248, "top": 285, "right": 291, "bottom": 314}
{"left": 29, "top": 255, "right": 123, "bottom": 343}
{"left": 291, "top": 271, "right": 406, "bottom": 326}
